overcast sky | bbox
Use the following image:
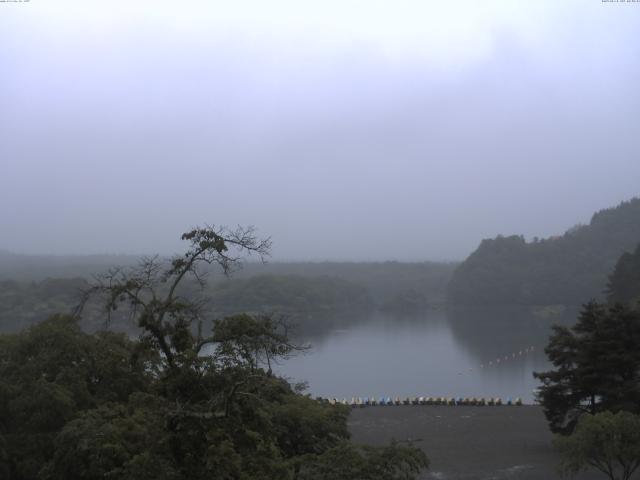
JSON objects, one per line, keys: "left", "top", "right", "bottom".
{"left": 1, "top": 0, "right": 639, "bottom": 261}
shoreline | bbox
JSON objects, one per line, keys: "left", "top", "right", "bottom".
{"left": 348, "top": 405, "right": 603, "bottom": 480}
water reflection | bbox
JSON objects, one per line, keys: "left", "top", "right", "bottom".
{"left": 277, "top": 307, "right": 580, "bottom": 403}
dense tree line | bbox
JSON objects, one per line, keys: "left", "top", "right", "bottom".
{"left": 223, "top": 261, "right": 456, "bottom": 306}
{"left": 0, "top": 253, "right": 456, "bottom": 307}
{"left": 0, "top": 275, "right": 372, "bottom": 335}
{"left": 207, "top": 274, "right": 373, "bottom": 317}
{"left": 0, "top": 270, "right": 441, "bottom": 335}
{"left": 448, "top": 198, "right": 640, "bottom": 305}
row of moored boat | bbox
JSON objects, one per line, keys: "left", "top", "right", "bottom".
{"left": 321, "top": 396, "right": 524, "bottom": 407}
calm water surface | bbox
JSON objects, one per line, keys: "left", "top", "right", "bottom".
{"left": 276, "top": 308, "right": 577, "bottom": 403}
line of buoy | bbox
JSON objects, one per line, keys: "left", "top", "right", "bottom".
{"left": 458, "top": 345, "right": 537, "bottom": 376}
{"left": 318, "top": 396, "right": 524, "bottom": 407}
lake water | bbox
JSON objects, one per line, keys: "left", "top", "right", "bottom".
{"left": 276, "top": 307, "right": 578, "bottom": 403}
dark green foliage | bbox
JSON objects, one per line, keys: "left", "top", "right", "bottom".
{"left": 534, "top": 302, "right": 640, "bottom": 434}
{"left": 40, "top": 397, "right": 177, "bottom": 480}
{"left": 0, "top": 313, "right": 428, "bottom": 480}
{"left": 269, "top": 395, "right": 350, "bottom": 458}
{"left": 0, "top": 315, "right": 151, "bottom": 480}
{"left": 1, "top": 228, "right": 428, "bottom": 480}
{"left": 296, "top": 441, "right": 429, "bottom": 480}
{"left": 555, "top": 411, "right": 640, "bottom": 480}
{"left": 448, "top": 198, "right": 640, "bottom": 305}
{"left": 211, "top": 314, "right": 305, "bottom": 373}
{"left": 607, "top": 242, "right": 640, "bottom": 308}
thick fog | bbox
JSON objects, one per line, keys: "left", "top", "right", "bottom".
{"left": 1, "top": 0, "right": 639, "bottom": 260}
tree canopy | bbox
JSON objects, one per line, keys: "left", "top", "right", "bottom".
{"left": 0, "top": 314, "right": 153, "bottom": 479}
{"left": 533, "top": 301, "right": 640, "bottom": 434}
{"left": 0, "top": 226, "right": 429, "bottom": 479}
{"left": 555, "top": 411, "right": 640, "bottom": 480}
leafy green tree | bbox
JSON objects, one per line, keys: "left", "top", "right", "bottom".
{"left": 76, "top": 226, "right": 429, "bottom": 479}
{"left": 296, "top": 441, "right": 429, "bottom": 480}
{"left": 41, "top": 396, "right": 177, "bottom": 480}
{"left": 211, "top": 313, "right": 305, "bottom": 373}
{"left": 1, "top": 226, "right": 430, "bottom": 480}
{"left": 534, "top": 302, "right": 640, "bottom": 434}
{"left": 0, "top": 315, "right": 150, "bottom": 480}
{"left": 270, "top": 395, "right": 350, "bottom": 460}
{"left": 555, "top": 411, "right": 640, "bottom": 480}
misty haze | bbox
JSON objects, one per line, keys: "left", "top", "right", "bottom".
{"left": 1, "top": 2, "right": 639, "bottom": 480}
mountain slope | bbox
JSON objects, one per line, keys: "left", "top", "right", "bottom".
{"left": 447, "top": 198, "right": 640, "bottom": 306}
{"left": 607, "top": 242, "right": 640, "bottom": 308}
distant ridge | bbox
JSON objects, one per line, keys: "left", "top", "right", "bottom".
{"left": 0, "top": 251, "right": 140, "bottom": 280}
{"left": 447, "top": 198, "right": 640, "bottom": 306}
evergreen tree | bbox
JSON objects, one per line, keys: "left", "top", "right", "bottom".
{"left": 534, "top": 302, "right": 640, "bottom": 434}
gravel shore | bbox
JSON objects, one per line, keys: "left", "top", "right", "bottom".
{"left": 348, "top": 405, "right": 605, "bottom": 480}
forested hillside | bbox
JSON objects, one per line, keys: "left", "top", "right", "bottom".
{"left": 447, "top": 198, "right": 640, "bottom": 306}
{"left": 607, "top": 242, "right": 640, "bottom": 308}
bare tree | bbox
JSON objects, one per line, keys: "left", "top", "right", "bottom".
{"left": 77, "top": 225, "right": 271, "bottom": 369}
